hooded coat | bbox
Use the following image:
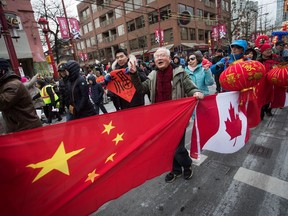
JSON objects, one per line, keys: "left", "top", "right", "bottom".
{"left": 87, "top": 75, "right": 104, "bottom": 105}
{"left": 0, "top": 71, "right": 42, "bottom": 133}
{"left": 210, "top": 40, "right": 248, "bottom": 74}
{"left": 66, "top": 60, "right": 96, "bottom": 119}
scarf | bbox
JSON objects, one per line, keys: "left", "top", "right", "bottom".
{"left": 155, "top": 64, "right": 173, "bottom": 103}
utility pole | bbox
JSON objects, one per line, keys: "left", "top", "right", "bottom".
{"left": 216, "top": 0, "right": 222, "bottom": 48}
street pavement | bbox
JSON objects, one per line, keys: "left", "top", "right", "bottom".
{"left": 89, "top": 88, "right": 288, "bottom": 216}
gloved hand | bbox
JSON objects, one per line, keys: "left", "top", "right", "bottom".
{"left": 216, "top": 62, "right": 224, "bottom": 68}
{"left": 104, "top": 74, "right": 112, "bottom": 82}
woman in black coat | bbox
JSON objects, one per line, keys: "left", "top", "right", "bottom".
{"left": 65, "top": 60, "right": 96, "bottom": 120}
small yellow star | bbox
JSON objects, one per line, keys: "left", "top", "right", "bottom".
{"left": 102, "top": 121, "right": 115, "bottom": 135}
{"left": 105, "top": 153, "right": 116, "bottom": 163}
{"left": 85, "top": 169, "right": 100, "bottom": 183}
{"left": 112, "top": 133, "right": 124, "bottom": 145}
{"left": 26, "top": 141, "right": 84, "bottom": 183}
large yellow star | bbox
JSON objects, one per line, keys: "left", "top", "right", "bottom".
{"left": 112, "top": 133, "right": 124, "bottom": 145}
{"left": 102, "top": 121, "right": 115, "bottom": 135}
{"left": 105, "top": 153, "right": 116, "bottom": 163}
{"left": 85, "top": 169, "right": 100, "bottom": 183}
{"left": 26, "top": 141, "right": 84, "bottom": 183}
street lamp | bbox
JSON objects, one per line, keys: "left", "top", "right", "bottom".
{"left": 38, "top": 16, "right": 58, "bottom": 79}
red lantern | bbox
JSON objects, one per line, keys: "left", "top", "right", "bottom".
{"left": 220, "top": 60, "right": 266, "bottom": 105}
{"left": 266, "top": 63, "right": 288, "bottom": 87}
{"left": 220, "top": 60, "right": 266, "bottom": 90}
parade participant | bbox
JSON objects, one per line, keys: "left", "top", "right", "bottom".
{"left": 171, "top": 55, "right": 181, "bottom": 68}
{"left": 210, "top": 39, "right": 248, "bottom": 92}
{"left": 106, "top": 48, "right": 147, "bottom": 110}
{"left": 129, "top": 47, "right": 204, "bottom": 183}
{"left": 57, "top": 61, "right": 74, "bottom": 120}
{"left": 65, "top": 60, "right": 96, "bottom": 119}
{"left": 22, "top": 73, "right": 45, "bottom": 110}
{"left": 185, "top": 52, "right": 214, "bottom": 96}
{"left": 211, "top": 49, "right": 224, "bottom": 93}
{"left": 0, "top": 58, "right": 42, "bottom": 133}
{"left": 243, "top": 48, "right": 258, "bottom": 60}
{"left": 256, "top": 41, "right": 282, "bottom": 119}
{"left": 87, "top": 75, "right": 108, "bottom": 115}
{"left": 34, "top": 79, "right": 62, "bottom": 124}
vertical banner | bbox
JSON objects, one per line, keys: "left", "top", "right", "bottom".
{"left": 57, "top": 17, "right": 70, "bottom": 39}
{"left": 69, "top": 18, "right": 81, "bottom": 39}
{"left": 219, "top": 24, "right": 227, "bottom": 39}
{"left": 155, "top": 29, "right": 164, "bottom": 44}
{"left": 155, "top": 29, "right": 160, "bottom": 43}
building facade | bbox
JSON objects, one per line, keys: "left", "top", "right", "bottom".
{"left": 76, "top": 0, "right": 231, "bottom": 65}
{"left": 0, "top": 0, "right": 47, "bottom": 78}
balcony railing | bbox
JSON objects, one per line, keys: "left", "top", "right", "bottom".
{"left": 205, "top": 19, "right": 217, "bottom": 26}
{"left": 99, "top": 17, "right": 114, "bottom": 27}
{"left": 102, "top": 34, "right": 117, "bottom": 43}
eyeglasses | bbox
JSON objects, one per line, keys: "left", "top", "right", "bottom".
{"left": 231, "top": 45, "right": 242, "bottom": 49}
{"left": 154, "top": 53, "right": 168, "bottom": 59}
{"left": 189, "top": 57, "right": 196, "bottom": 61}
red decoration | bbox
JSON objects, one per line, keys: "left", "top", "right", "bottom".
{"left": 106, "top": 69, "right": 136, "bottom": 102}
{"left": 266, "top": 63, "right": 288, "bottom": 87}
{"left": 225, "top": 103, "right": 242, "bottom": 146}
{"left": 219, "top": 60, "right": 266, "bottom": 106}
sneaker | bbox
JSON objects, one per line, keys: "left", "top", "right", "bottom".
{"left": 183, "top": 166, "right": 193, "bottom": 180}
{"left": 165, "top": 172, "right": 182, "bottom": 183}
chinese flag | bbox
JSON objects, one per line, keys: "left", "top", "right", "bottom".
{"left": 0, "top": 97, "right": 197, "bottom": 216}
{"left": 191, "top": 92, "right": 250, "bottom": 159}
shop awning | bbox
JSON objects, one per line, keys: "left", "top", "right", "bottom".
{"left": 148, "top": 44, "right": 174, "bottom": 53}
{"left": 130, "top": 49, "right": 148, "bottom": 56}
{"left": 0, "top": 31, "right": 33, "bottom": 59}
{"left": 181, "top": 43, "right": 197, "bottom": 48}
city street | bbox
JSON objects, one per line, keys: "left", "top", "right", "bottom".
{"left": 90, "top": 91, "right": 288, "bottom": 216}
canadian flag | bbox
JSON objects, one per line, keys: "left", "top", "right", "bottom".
{"left": 191, "top": 91, "right": 250, "bottom": 159}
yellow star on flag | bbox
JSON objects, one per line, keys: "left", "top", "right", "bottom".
{"left": 102, "top": 121, "right": 115, "bottom": 135}
{"left": 85, "top": 169, "right": 100, "bottom": 183}
{"left": 113, "top": 133, "right": 124, "bottom": 145}
{"left": 105, "top": 153, "right": 116, "bottom": 163}
{"left": 26, "top": 141, "right": 84, "bottom": 183}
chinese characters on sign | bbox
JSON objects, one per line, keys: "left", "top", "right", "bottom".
{"left": 106, "top": 69, "right": 136, "bottom": 102}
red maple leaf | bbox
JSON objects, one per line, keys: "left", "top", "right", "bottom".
{"left": 225, "top": 103, "right": 242, "bottom": 146}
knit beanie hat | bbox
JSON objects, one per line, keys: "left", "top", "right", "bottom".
{"left": 193, "top": 50, "right": 203, "bottom": 64}
{"left": 260, "top": 43, "right": 272, "bottom": 53}
{"left": 65, "top": 60, "right": 80, "bottom": 74}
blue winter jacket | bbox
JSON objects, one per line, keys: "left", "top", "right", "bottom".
{"left": 210, "top": 40, "right": 248, "bottom": 74}
{"left": 185, "top": 63, "right": 215, "bottom": 95}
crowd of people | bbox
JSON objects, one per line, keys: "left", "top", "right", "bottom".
{"left": 0, "top": 37, "right": 287, "bottom": 184}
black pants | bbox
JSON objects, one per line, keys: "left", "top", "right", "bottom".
{"left": 95, "top": 102, "right": 108, "bottom": 114}
{"left": 214, "top": 72, "right": 222, "bottom": 93}
{"left": 43, "top": 104, "right": 62, "bottom": 124}
{"left": 172, "top": 131, "right": 192, "bottom": 174}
